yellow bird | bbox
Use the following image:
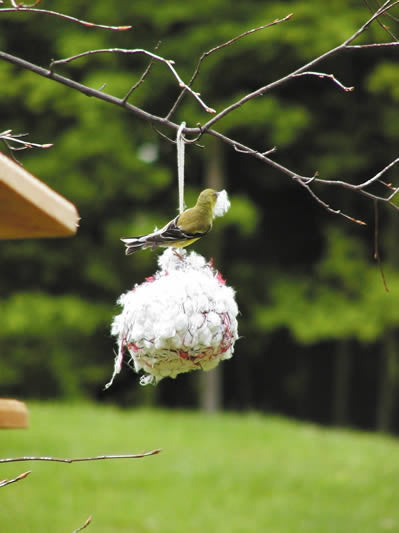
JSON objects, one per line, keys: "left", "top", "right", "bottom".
{"left": 121, "top": 189, "right": 219, "bottom": 255}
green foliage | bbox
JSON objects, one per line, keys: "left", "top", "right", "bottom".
{"left": 367, "top": 62, "right": 399, "bottom": 141}
{"left": 221, "top": 193, "right": 260, "bottom": 235}
{"left": 214, "top": 96, "right": 311, "bottom": 146}
{"left": 367, "top": 62, "right": 399, "bottom": 102}
{"left": 1, "top": 292, "right": 110, "bottom": 336}
{"left": 0, "top": 293, "right": 112, "bottom": 397}
{"left": 256, "top": 228, "right": 399, "bottom": 343}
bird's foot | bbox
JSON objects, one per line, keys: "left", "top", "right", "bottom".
{"left": 172, "top": 249, "right": 185, "bottom": 260}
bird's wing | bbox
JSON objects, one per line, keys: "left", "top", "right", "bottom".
{"left": 120, "top": 214, "right": 209, "bottom": 248}
{"left": 157, "top": 215, "right": 210, "bottom": 242}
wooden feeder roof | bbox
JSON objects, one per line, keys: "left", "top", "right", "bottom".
{"left": 0, "top": 152, "right": 80, "bottom": 239}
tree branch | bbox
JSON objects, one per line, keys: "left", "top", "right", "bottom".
{"left": 297, "top": 180, "right": 367, "bottom": 225}
{"left": 49, "top": 48, "right": 216, "bottom": 114}
{"left": 0, "top": 2, "right": 398, "bottom": 224}
{"left": 0, "top": 129, "right": 53, "bottom": 150}
{"left": 363, "top": 0, "right": 399, "bottom": 41}
{"left": 320, "top": 158, "right": 399, "bottom": 191}
{"left": 122, "top": 42, "right": 161, "bottom": 104}
{"left": 72, "top": 516, "right": 92, "bottom": 533}
{"left": 293, "top": 71, "right": 355, "bottom": 92}
{"left": 165, "top": 13, "right": 294, "bottom": 120}
{"left": 344, "top": 0, "right": 399, "bottom": 46}
{"left": 346, "top": 41, "right": 399, "bottom": 48}
{"left": 0, "top": 50, "right": 174, "bottom": 125}
{"left": 0, "top": 6, "right": 132, "bottom": 30}
{"left": 0, "top": 449, "right": 161, "bottom": 464}
{"left": 207, "top": 129, "right": 399, "bottom": 217}
{"left": 201, "top": 0, "right": 399, "bottom": 133}
{"left": 0, "top": 470, "right": 31, "bottom": 488}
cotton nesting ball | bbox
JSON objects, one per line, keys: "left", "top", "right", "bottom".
{"left": 106, "top": 248, "right": 239, "bottom": 387}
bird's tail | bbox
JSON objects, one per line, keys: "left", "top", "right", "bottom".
{"left": 121, "top": 238, "right": 148, "bottom": 255}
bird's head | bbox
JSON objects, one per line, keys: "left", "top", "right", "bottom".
{"left": 196, "top": 188, "right": 219, "bottom": 210}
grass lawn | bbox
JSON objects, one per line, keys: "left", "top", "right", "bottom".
{"left": 1, "top": 403, "right": 399, "bottom": 532}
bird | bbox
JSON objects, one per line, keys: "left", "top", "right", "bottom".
{"left": 121, "top": 188, "right": 219, "bottom": 255}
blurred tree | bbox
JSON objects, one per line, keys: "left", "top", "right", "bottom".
{"left": 198, "top": 137, "right": 225, "bottom": 412}
{"left": 256, "top": 227, "right": 399, "bottom": 428}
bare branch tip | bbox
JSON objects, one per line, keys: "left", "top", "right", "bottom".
{"left": 263, "top": 146, "right": 277, "bottom": 156}
{"left": 19, "top": 471, "right": 32, "bottom": 479}
{"left": 0, "top": 470, "right": 32, "bottom": 488}
{"left": 72, "top": 515, "right": 92, "bottom": 533}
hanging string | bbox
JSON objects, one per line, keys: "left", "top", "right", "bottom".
{"left": 176, "top": 122, "right": 186, "bottom": 214}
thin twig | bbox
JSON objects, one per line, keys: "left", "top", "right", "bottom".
{"left": 122, "top": 62, "right": 153, "bottom": 103}
{"left": 0, "top": 470, "right": 31, "bottom": 488}
{"left": 49, "top": 48, "right": 215, "bottom": 114}
{"left": 0, "top": 49, "right": 177, "bottom": 126}
{"left": 233, "top": 143, "right": 277, "bottom": 156}
{"left": 72, "top": 516, "right": 92, "bottom": 533}
{"left": 0, "top": 449, "right": 161, "bottom": 464}
{"left": 0, "top": 7, "right": 132, "bottom": 30}
{"left": 166, "top": 13, "right": 293, "bottom": 120}
{"left": 0, "top": 129, "right": 52, "bottom": 164}
{"left": 208, "top": 128, "right": 398, "bottom": 220}
{"left": 0, "top": 129, "right": 53, "bottom": 150}
{"left": 293, "top": 71, "right": 355, "bottom": 91}
{"left": 1, "top": 139, "right": 20, "bottom": 163}
{"left": 151, "top": 123, "right": 176, "bottom": 144}
{"left": 122, "top": 41, "right": 161, "bottom": 103}
{"left": 0, "top": 4, "right": 397, "bottom": 223}
{"left": 376, "top": 0, "right": 399, "bottom": 22}
{"left": 363, "top": 0, "right": 399, "bottom": 42}
{"left": 346, "top": 41, "right": 399, "bottom": 48}
{"left": 201, "top": 0, "right": 399, "bottom": 133}
{"left": 11, "top": 0, "right": 41, "bottom": 6}
{"left": 295, "top": 177, "right": 367, "bottom": 225}
{"left": 320, "top": 158, "right": 399, "bottom": 190}
{"left": 378, "top": 179, "right": 396, "bottom": 190}
{"left": 343, "top": 0, "right": 399, "bottom": 46}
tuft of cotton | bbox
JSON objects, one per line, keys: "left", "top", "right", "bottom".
{"left": 106, "top": 248, "right": 239, "bottom": 387}
{"left": 213, "top": 189, "right": 230, "bottom": 218}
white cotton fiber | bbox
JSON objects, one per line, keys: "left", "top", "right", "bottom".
{"left": 106, "top": 248, "right": 239, "bottom": 387}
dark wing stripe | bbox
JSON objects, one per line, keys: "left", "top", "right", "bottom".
{"left": 122, "top": 214, "right": 210, "bottom": 253}
{"left": 163, "top": 217, "right": 210, "bottom": 239}
{"left": 158, "top": 228, "right": 208, "bottom": 241}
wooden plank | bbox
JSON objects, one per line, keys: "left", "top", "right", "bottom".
{"left": 0, "top": 399, "right": 29, "bottom": 429}
{"left": 0, "top": 152, "right": 80, "bottom": 239}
